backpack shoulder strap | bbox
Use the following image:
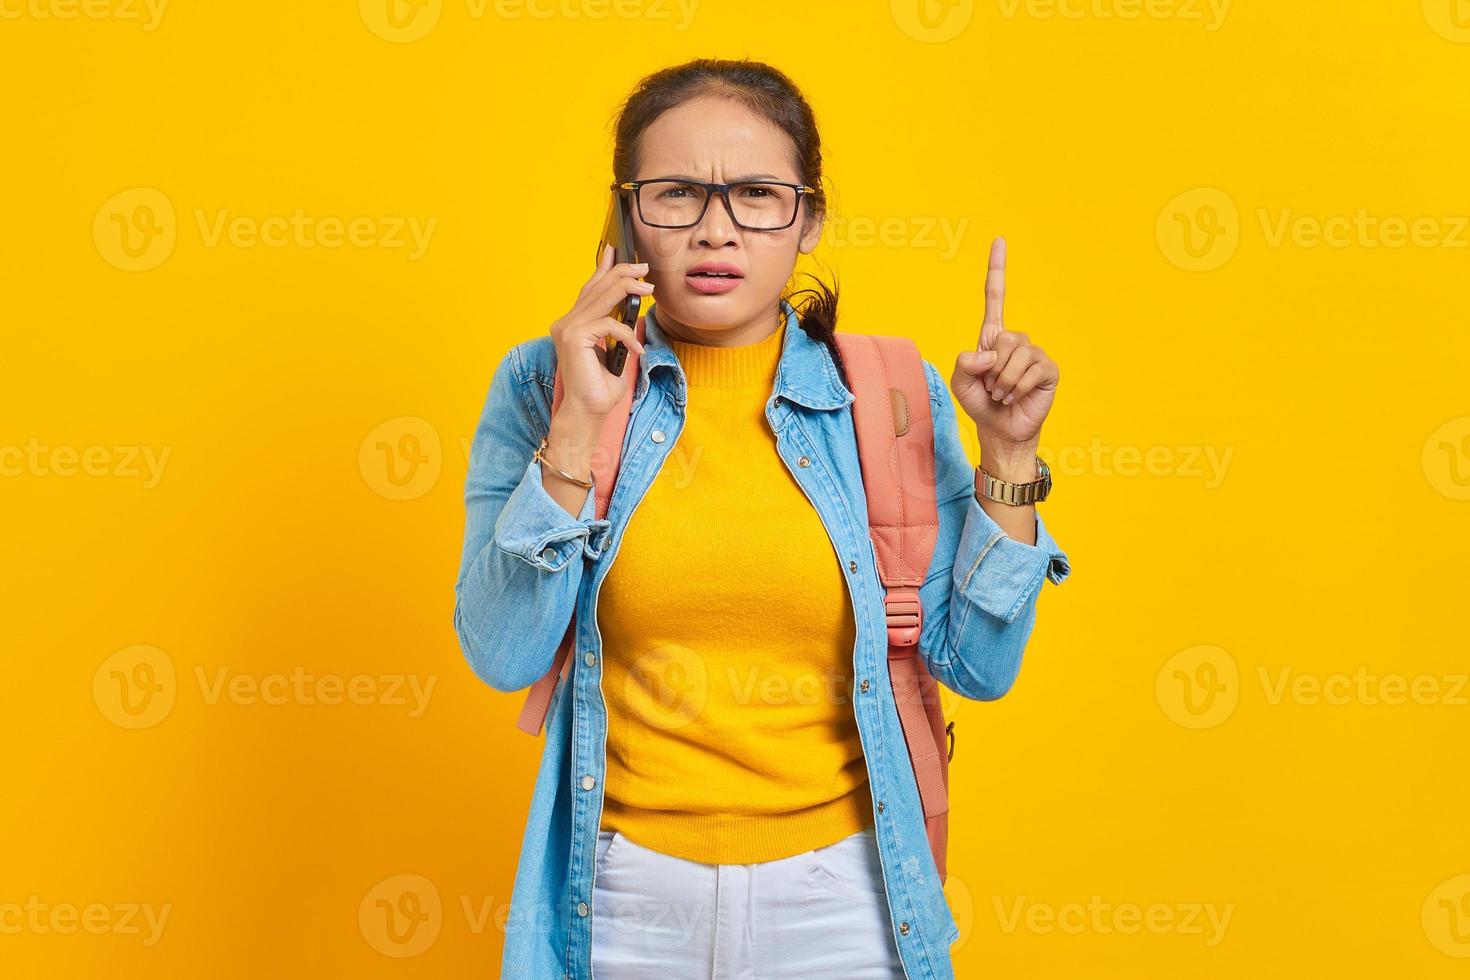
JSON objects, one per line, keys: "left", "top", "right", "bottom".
{"left": 832, "top": 331, "right": 952, "bottom": 881}
{"left": 832, "top": 332, "right": 941, "bottom": 598}
{"left": 515, "top": 315, "right": 646, "bottom": 737}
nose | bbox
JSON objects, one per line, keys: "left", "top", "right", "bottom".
{"left": 695, "top": 187, "right": 739, "bottom": 246}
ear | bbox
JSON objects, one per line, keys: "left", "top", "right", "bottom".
{"left": 797, "top": 210, "right": 824, "bottom": 255}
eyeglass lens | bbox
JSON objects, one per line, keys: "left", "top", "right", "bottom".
{"left": 636, "top": 181, "right": 799, "bottom": 229}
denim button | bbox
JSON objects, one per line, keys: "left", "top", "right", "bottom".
{"left": 798, "top": 455, "right": 811, "bottom": 467}
{"left": 580, "top": 775, "right": 596, "bottom": 790}
{"left": 541, "top": 547, "right": 557, "bottom": 564}
{"left": 584, "top": 651, "right": 596, "bottom": 667}
{"left": 899, "top": 921, "right": 910, "bottom": 935}
{"left": 577, "top": 901, "right": 589, "bottom": 917}
{"left": 651, "top": 429, "right": 666, "bottom": 443}
{"left": 860, "top": 679, "right": 870, "bottom": 693}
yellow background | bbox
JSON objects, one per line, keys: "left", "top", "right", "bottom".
{"left": 3, "top": 0, "right": 1468, "bottom": 976}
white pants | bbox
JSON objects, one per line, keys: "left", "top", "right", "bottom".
{"left": 589, "top": 825, "right": 906, "bottom": 979}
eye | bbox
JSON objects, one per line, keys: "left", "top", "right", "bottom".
{"left": 658, "top": 183, "right": 699, "bottom": 199}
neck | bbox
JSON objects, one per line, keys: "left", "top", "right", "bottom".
{"left": 653, "top": 303, "right": 785, "bottom": 348}
{"left": 667, "top": 315, "right": 786, "bottom": 389}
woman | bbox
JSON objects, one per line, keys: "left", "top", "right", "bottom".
{"left": 453, "top": 58, "right": 1071, "bottom": 980}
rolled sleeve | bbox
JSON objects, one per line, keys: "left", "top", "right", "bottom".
{"left": 493, "top": 457, "right": 614, "bottom": 571}
{"left": 952, "top": 494, "right": 1072, "bottom": 625}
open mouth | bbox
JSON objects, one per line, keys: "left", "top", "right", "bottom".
{"left": 685, "top": 268, "right": 744, "bottom": 293}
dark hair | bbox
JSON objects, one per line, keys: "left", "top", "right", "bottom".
{"left": 610, "top": 58, "right": 848, "bottom": 388}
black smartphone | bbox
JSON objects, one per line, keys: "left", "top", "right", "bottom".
{"left": 596, "top": 188, "right": 642, "bottom": 377}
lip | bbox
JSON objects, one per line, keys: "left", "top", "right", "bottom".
{"left": 685, "top": 261, "right": 744, "bottom": 295}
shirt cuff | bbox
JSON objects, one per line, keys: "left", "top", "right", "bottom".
{"left": 953, "top": 495, "right": 1071, "bottom": 624}
{"left": 493, "top": 458, "right": 613, "bottom": 571}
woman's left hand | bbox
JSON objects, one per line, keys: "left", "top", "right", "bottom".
{"left": 950, "top": 238, "right": 1059, "bottom": 453}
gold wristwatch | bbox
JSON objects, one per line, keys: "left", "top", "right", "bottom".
{"left": 975, "top": 455, "right": 1051, "bottom": 506}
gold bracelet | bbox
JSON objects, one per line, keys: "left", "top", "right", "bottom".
{"left": 532, "top": 436, "right": 593, "bottom": 489}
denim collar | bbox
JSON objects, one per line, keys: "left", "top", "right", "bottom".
{"left": 638, "top": 298, "right": 854, "bottom": 411}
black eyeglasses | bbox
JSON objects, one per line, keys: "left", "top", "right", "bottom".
{"left": 615, "top": 178, "right": 817, "bottom": 231}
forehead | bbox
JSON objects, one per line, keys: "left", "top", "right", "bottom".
{"left": 635, "top": 94, "right": 799, "bottom": 180}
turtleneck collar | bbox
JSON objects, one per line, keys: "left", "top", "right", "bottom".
{"left": 666, "top": 318, "right": 786, "bottom": 389}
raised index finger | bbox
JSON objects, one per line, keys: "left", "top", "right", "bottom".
{"left": 980, "top": 236, "right": 1007, "bottom": 349}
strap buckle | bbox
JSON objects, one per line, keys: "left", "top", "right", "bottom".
{"left": 884, "top": 589, "right": 922, "bottom": 649}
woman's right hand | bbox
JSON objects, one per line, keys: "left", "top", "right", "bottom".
{"left": 550, "top": 243, "right": 653, "bottom": 422}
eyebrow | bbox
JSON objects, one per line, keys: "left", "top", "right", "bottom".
{"left": 652, "top": 173, "right": 790, "bottom": 182}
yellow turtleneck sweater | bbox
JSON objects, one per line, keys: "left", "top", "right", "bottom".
{"left": 595, "top": 317, "right": 874, "bottom": 865}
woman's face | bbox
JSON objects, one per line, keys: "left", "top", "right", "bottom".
{"left": 630, "top": 94, "right": 823, "bottom": 344}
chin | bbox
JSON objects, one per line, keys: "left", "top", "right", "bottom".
{"left": 659, "top": 291, "right": 759, "bottom": 331}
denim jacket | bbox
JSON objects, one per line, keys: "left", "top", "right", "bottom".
{"left": 453, "top": 299, "right": 1071, "bottom": 979}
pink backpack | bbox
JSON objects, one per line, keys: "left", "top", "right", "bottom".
{"left": 514, "top": 314, "right": 955, "bottom": 884}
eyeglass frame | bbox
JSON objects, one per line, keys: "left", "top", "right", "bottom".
{"left": 613, "top": 178, "right": 819, "bottom": 231}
